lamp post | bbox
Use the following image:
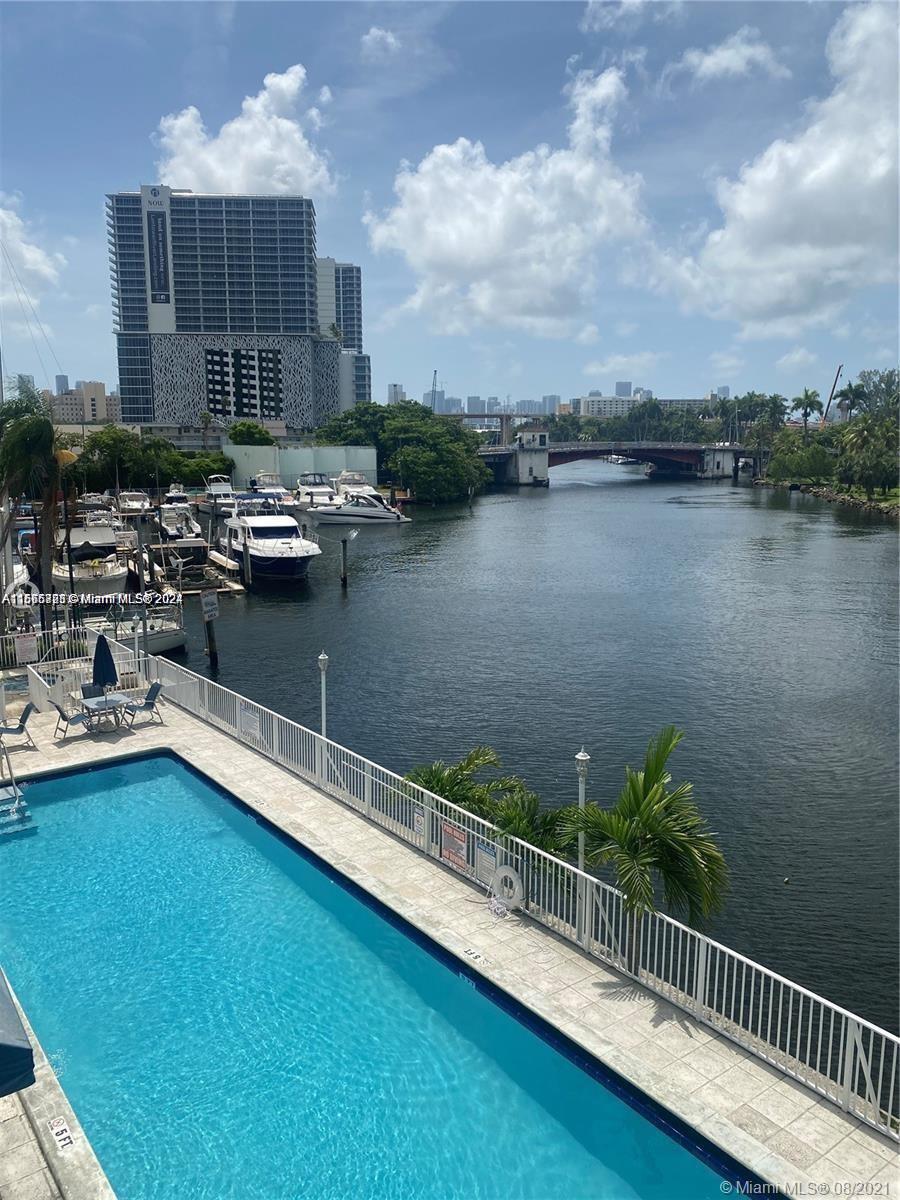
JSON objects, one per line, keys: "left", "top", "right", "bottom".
{"left": 317, "top": 651, "right": 328, "bottom": 739}
{"left": 575, "top": 747, "right": 590, "bottom": 945}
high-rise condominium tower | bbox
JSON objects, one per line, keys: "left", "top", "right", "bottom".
{"left": 106, "top": 185, "right": 341, "bottom": 426}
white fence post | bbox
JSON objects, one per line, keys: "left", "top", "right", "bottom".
{"left": 840, "top": 1017, "right": 859, "bottom": 1111}
{"left": 693, "top": 937, "right": 709, "bottom": 1018}
{"left": 364, "top": 763, "right": 372, "bottom": 820}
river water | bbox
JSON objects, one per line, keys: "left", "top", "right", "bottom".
{"left": 180, "top": 462, "right": 899, "bottom": 1032}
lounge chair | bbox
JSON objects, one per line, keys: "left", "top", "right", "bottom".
{"left": 123, "top": 682, "right": 163, "bottom": 726}
{"left": 0, "top": 702, "right": 37, "bottom": 749}
{"left": 52, "top": 703, "right": 93, "bottom": 740}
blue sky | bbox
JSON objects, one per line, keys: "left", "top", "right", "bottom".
{"left": 1, "top": 1, "right": 896, "bottom": 407}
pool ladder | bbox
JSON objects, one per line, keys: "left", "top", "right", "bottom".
{"left": 0, "top": 743, "right": 31, "bottom": 837}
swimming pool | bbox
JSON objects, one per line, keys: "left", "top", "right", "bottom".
{"left": 1, "top": 754, "right": 747, "bottom": 1199}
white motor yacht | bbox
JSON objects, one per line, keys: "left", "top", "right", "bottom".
{"left": 295, "top": 473, "right": 343, "bottom": 512}
{"left": 331, "top": 470, "right": 380, "bottom": 499}
{"left": 77, "top": 492, "right": 112, "bottom": 513}
{"left": 219, "top": 506, "right": 321, "bottom": 582}
{"left": 51, "top": 528, "right": 128, "bottom": 596}
{"left": 163, "top": 482, "right": 191, "bottom": 504}
{"left": 198, "top": 474, "right": 237, "bottom": 515}
{"left": 246, "top": 472, "right": 302, "bottom": 514}
{"left": 117, "top": 491, "right": 152, "bottom": 520}
{"left": 308, "top": 491, "right": 411, "bottom": 525}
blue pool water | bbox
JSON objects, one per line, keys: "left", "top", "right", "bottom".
{"left": 1, "top": 755, "right": 736, "bottom": 1199}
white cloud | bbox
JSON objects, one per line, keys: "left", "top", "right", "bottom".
{"left": 580, "top": 1, "right": 682, "bottom": 33}
{"left": 664, "top": 27, "right": 790, "bottom": 87}
{"left": 364, "top": 67, "right": 647, "bottom": 339}
{"left": 0, "top": 197, "right": 65, "bottom": 325}
{"left": 870, "top": 346, "right": 898, "bottom": 364}
{"left": 156, "top": 65, "right": 335, "bottom": 196}
{"left": 614, "top": 320, "right": 637, "bottom": 336}
{"left": 650, "top": 3, "right": 898, "bottom": 339}
{"left": 583, "top": 351, "right": 662, "bottom": 376}
{"left": 575, "top": 324, "right": 600, "bottom": 345}
{"left": 361, "top": 26, "right": 401, "bottom": 61}
{"left": 776, "top": 346, "right": 816, "bottom": 371}
{"left": 318, "top": 86, "right": 332, "bottom": 106}
{"left": 710, "top": 349, "right": 745, "bottom": 375}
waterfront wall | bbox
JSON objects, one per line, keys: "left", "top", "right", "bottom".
{"left": 223, "top": 443, "right": 378, "bottom": 488}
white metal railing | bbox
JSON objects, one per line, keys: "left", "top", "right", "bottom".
{"left": 0, "top": 629, "right": 88, "bottom": 671}
{"left": 28, "top": 642, "right": 900, "bottom": 1140}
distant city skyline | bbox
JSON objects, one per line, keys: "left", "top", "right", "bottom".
{"left": 1, "top": 2, "right": 896, "bottom": 408}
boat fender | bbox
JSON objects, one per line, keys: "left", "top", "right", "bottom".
{"left": 489, "top": 865, "right": 524, "bottom": 910}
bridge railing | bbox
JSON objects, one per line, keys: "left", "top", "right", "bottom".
{"left": 46, "top": 639, "right": 899, "bottom": 1142}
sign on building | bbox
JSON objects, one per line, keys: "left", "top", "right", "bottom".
{"left": 146, "top": 210, "right": 171, "bottom": 303}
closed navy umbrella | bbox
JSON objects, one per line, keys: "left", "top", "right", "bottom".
{"left": 92, "top": 634, "right": 119, "bottom": 692}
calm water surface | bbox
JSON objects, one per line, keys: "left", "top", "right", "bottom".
{"left": 182, "top": 463, "right": 898, "bottom": 1031}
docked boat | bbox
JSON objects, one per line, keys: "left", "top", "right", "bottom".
{"left": 77, "top": 492, "right": 112, "bottom": 513}
{"left": 331, "top": 470, "right": 380, "bottom": 499}
{"left": 246, "top": 472, "right": 301, "bottom": 512}
{"left": 163, "top": 482, "right": 191, "bottom": 504}
{"left": 308, "top": 492, "right": 411, "bottom": 525}
{"left": 85, "top": 604, "right": 187, "bottom": 654}
{"left": 295, "top": 473, "right": 343, "bottom": 512}
{"left": 154, "top": 504, "right": 208, "bottom": 567}
{"left": 219, "top": 506, "right": 321, "bottom": 582}
{"left": 51, "top": 528, "right": 128, "bottom": 597}
{"left": 117, "top": 491, "right": 152, "bottom": 520}
{"left": 197, "top": 474, "right": 236, "bottom": 515}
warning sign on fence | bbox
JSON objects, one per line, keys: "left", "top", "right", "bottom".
{"left": 441, "top": 822, "right": 468, "bottom": 872}
{"left": 14, "top": 634, "right": 38, "bottom": 664}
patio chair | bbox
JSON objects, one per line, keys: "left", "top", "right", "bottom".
{"left": 0, "top": 702, "right": 37, "bottom": 749}
{"left": 52, "top": 702, "right": 93, "bottom": 740}
{"left": 123, "top": 682, "right": 163, "bottom": 727}
{"left": 81, "top": 683, "right": 104, "bottom": 700}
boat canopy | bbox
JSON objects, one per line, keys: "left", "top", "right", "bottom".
{"left": 0, "top": 971, "right": 34, "bottom": 1098}
{"left": 298, "top": 473, "right": 330, "bottom": 487}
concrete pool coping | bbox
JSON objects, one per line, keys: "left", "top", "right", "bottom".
{"left": 2, "top": 706, "right": 898, "bottom": 1198}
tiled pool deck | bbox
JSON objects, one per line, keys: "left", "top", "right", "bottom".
{"left": 2, "top": 704, "right": 897, "bottom": 1198}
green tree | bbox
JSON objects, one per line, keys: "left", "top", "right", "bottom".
{"left": 406, "top": 746, "right": 509, "bottom": 820}
{"left": 857, "top": 368, "right": 899, "bottom": 419}
{"left": 0, "top": 395, "right": 75, "bottom": 627}
{"left": 199, "top": 410, "right": 213, "bottom": 451}
{"left": 834, "top": 381, "right": 866, "bottom": 424}
{"left": 227, "top": 420, "right": 275, "bottom": 446}
{"left": 791, "top": 388, "right": 823, "bottom": 444}
{"left": 561, "top": 727, "right": 727, "bottom": 971}
{"left": 317, "top": 401, "right": 490, "bottom": 503}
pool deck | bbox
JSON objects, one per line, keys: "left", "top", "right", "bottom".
{"left": 2, "top": 704, "right": 897, "bottom": 1198}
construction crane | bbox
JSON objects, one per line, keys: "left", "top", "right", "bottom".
{"left": 820, "top": 364, "right": 843, "bottom": 427}
{"left": 430, "top": 370, "right": 438, "bottom": 412}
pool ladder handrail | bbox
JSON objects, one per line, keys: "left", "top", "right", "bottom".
{"left": 0, "top": 741, "right": 29, "bottom": 833}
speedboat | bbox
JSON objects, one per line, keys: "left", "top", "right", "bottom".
{"left": 77, "top": 492, "right": 112, "bottom": 513}
{"left": 331, "top": 470, "right": 380, "bottom": 499}
{"left": 163, "top": 482, "right": 191, "bottom": 504}
{"left": 308, "top": 491, "right": 411, "bottom": 525}
{"left": 154, "top": 504, "right": 208, "bottom": 567}
{"left": 198, "top": 474, "right": 236, "bottom": 514}
{"left": 295, "top": 473, "right": 343, "bottom": 512}
{"left": 219, "top": 506, "right": 321, "bottom": 582}
{"left": 51, "top": 528, "right": 128, "bottom": 597}
{"left": 247, "top": 472, "right": 300, "bottom": 512}
{"left": 117, "top": 491, "right": 152, "bottom": 520}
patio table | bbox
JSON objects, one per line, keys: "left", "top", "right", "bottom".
{"left": 79, "top": 691, "right": 131, "bottom": 729}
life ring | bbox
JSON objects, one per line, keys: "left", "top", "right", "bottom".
{"left": 490, "top": 865, "right": 524, "bottom": 910}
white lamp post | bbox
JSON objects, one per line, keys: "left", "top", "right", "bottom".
{"left": 575, "top": 747, "right": 590, "bottom": 873}
{"left": 575, "top": 747, "right": 590, "bottom": 946}
{"left": 317, "top": 651, "right": 329, "bottom": 739}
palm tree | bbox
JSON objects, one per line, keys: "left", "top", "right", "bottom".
{"left": 488, "top": 785, "right": 572, "bottom": 856}
{"left": 561, "top": 727, "right": 728, "bottom": 974}
{"left": 791, "top": 388, "right": 823, "bottom": 444}
{"left": 328, "top": 322, "right": 343, "bottom": 345}
{"left": 0, "top": 410, "right": 73, "bottom": 629}
{"left": 405, "top": 745, "right": 508, "bottom": 820}
{"left": 834, "top": 382, "right": 865, "bottom": 425}
{"left": 198, "top": 410, "right": 213, "bottom": 451}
